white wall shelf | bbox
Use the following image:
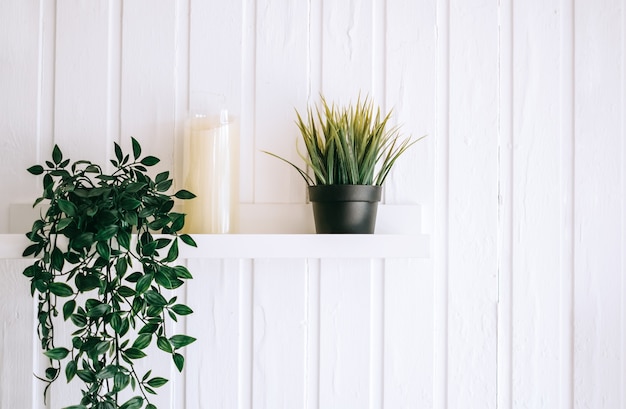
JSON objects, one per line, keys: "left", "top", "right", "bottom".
{"left": 0, "top": 233, "right": 429, "bottom": 260}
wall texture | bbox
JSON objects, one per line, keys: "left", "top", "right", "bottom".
{"left": 0, "top": 0, "right": 624, "bottom": 408}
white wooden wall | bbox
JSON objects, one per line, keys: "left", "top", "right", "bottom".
{"left": 0, "top": 0, "right": 625, "bottom": 408}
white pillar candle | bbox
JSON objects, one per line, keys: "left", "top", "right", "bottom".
{"left": 182, "top": 110, "right": 239, "bottom": 233}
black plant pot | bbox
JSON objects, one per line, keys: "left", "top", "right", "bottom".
{"left": 308, "top": 185, "right": 382, "bottom": 234}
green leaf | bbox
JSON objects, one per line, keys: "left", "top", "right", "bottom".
{"left": 120, "top": 397, "right": 144, "bottom": 409}
{"left": 52, "top": 145, "right": 63, "bottom": 164}
{"left": 56, "top": 217, "right": 73, "bottom": 232}
{"left": 144, "top": 290, "right": 167, "bottom": 307}
{"left": 27, "top": 165, "right": 44, "bottom": 175}
{"left": 57, "top": 199, "right": 77, "bottom": 217}
{"left": 22, "top": 243, "right": 41, "bottom": 257}
{"left": 132, "top": 334, "right": 152, "bottom": 350}
{"left": 169, "top": 335, "right": 196, "bottom": 349}
{"left": 63, "top": 300, "right": 76, "bottom": 320}
{"left": 76, "top": 369, "right": 97, "bottom": 383}
{"left": 75, "top": 274, "right": 100, "bottom": 292}
{"left": 110, "top": 313, "right": 123, "bottom": 333}
{"left": 147, "top": 377, "right": 168, "bottom": 388}
{"left": 173, "top": 353, "right": 185, "bottom": 372}
{"left": 131, "top": 137, "right": 142, "bottom": 160}
{"left": 155, "top": 171, "right": 169, "bottom": 183}
{"left": 62, "top": 405, "right": 87, "bottom": 409}
{"left": 45, "top": 367, "right": 59, "bottom": 380}
{"left": 95, "top": 225, "right": 118, "bottom": 241}
{"left": 140, "top": 156, "right": 160, "bottom": 166}
{"left": 136, "top": 274, "right": 152, "bottom": 294}
{"left": 174, "top": 189, "right": 196, "bottom": 200}
{"left": 180, "top": 234, "right": 197, "bottom": 247}
{"left": 86, "top": 303, "right": 111, "bottom": 318}
{"left": 164, "top": 239, "right": 178, "bottom": 262}
{"left": 51, "top": 247, "right": 65, "bottom": 271}
{"left": 118, "top": 229, "right": 131, "bottom": 249}
{"left": 72, "top": 232, "right": 94, "bottom": 249}
{"left": 65, "top": 359, "right": 77, "bottom": 382}
{"left": 114, "top": 372, "right": 131, "bottom": 392}
{"left": 115, "top": 258, "right": 128, "bottom": 278}
{"left": 125, "top": 271, "right": 142, "bottom": 283}
{"left": 157, "top": 336, "right": 172, "bottom": 353}
{"left": 174, "top": 265, "right": 193, "bottom": 279}
{"left": 117, "top": 285, "right": 135, "bottom": 297}
{"left": 70, "top": 313, "right": 87, "bottom": 327}
{"left": 96, "top": 241, "right": 110, "bottom": 260}
{"left": 49, "top": 282, "right": 73, "bottom": 297}
{"left": 93, "top": 340, "right": 111, "bottom": 357}
{"left": 114, "top": 142, "right": 123, "bottom": 162}
{"left": 125, "top": 182, "right": 146, "bottom": 193}
{"left": 96, "top": 365, "right": 118, "bottom": 379}
{"left": 148, "top": 217, "right": 170, "bottom": 231}
{"left": 120, "top": 197, "right": 142, "bottom": 210}
{"left": 44, "top": 347, "right": 69, "bottom": 360}
{"left": 156, "top": 179, "right": 173, "bottom": 192}
{"left": 124, "top": 348, "right": 147, "bottom": 360}
{"left": 141, "top": 240, "right": 158, "bottom": 256}
{"left": 171, "top": 304, "right": 193, "bottom": 316}
{"left": 138, "top": 323, "right": 158, "bottom": 335}
{"left": 169, "top": 213, "right": 185, "bottom": 232}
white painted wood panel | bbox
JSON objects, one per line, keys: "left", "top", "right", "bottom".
{"left": 253, "top": 0, "right": 311, "bottom": 204}
{"left": 253, "top": 259, "right": 307, "bottom": 408}
{"left": 447, "top": 0, "right": 499, "bottom": 407}
{"left": 186, "top": 259, "right": 244, "bottom": 408}
{"left": 384, "top": 258, "right": 434, "bottom": 408}
{"left": 0, "top": 260, "right": 35, "bottom": 409}
{"left": 385, "top": 0, "right": 436, "bottom": 207}
{"left": 54, "top": 1, "right": 112, "bottom": 164}
{"left": 510, "top": 1, "right": 570, "bottom": 408}
{"left": 0, "top": 1, "right": 44, "bottom": 232}
{"left": 319, "top": 259, "right": 372, "bottom": 408}
{"left": 120, "top": 0, "right": 179, "bottom": 175}
{"left": 574, "top": 0, "right": 624, "bottom": 407}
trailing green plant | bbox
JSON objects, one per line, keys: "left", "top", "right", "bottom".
{"left": 22, "top": 137, "right": 198, "bottom": 409}
{"left": 264, "top": 95, "right": 422, "bottom": 186}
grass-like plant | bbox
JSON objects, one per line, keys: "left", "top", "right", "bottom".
{"left": 265, "top": 95, "right": 421, "bottom": 186}
{"left": 23, "top": 138, "right": 197, "bottom": 409}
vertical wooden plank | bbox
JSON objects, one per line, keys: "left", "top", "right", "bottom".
{"left": 433, "top": 0, "right": 450, "bottom": 406}
{"left": 54, "top": 1, "right": 112, "bottom": 163}
{"left": 188, "top": 0, "right": 244, "bottom": 196}
{"left": 319, "top": 259, "right": 371, "bottom": 408}
{"left": 510, "top": 1, "right": 566, "bottom": 408}
{"left": 253, "top": 0, "right": 310, "bottom": 204}
{"left": 252, "top": 259, "right": 307, "bottom": 408}
{"left": 496, "top": 0, "right": 513, "bottom": 407}
{"left": 305, "top": 259, "right": 321, "bottom": 409}
{"left": 321, "top": 0, "right": 374, "bottom": 100}
{"left": 574, "top": 0, "right": 623, "bottom": 407}
{"left": 384, "top": 0, "right": 436, "bottom": 208}
{"left": 186, "top": 259, "right": 242, "bottom": 408}
{"left": 559, "top": 1, "right": 575, "bottom": 408}
{"left": 384, "top": 258, "right": 434, "bottom": 408}
{"left": 447, "top": 0, "right": 499, "bottom": 407}
{"left": 0, "top": 1, "right": 43, "bottom": 232}
{"left": 120, "top": 1, "right": 178, "bottom": 173}
{"left": 0, "top": 260, "right": 34, "bottom": 409}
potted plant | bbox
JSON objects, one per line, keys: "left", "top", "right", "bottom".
{"left": 22, "top": 138, "right": 197, "bottom": 409}
{"left": 265, "top": 95, "right": 422, "bottom": 233}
